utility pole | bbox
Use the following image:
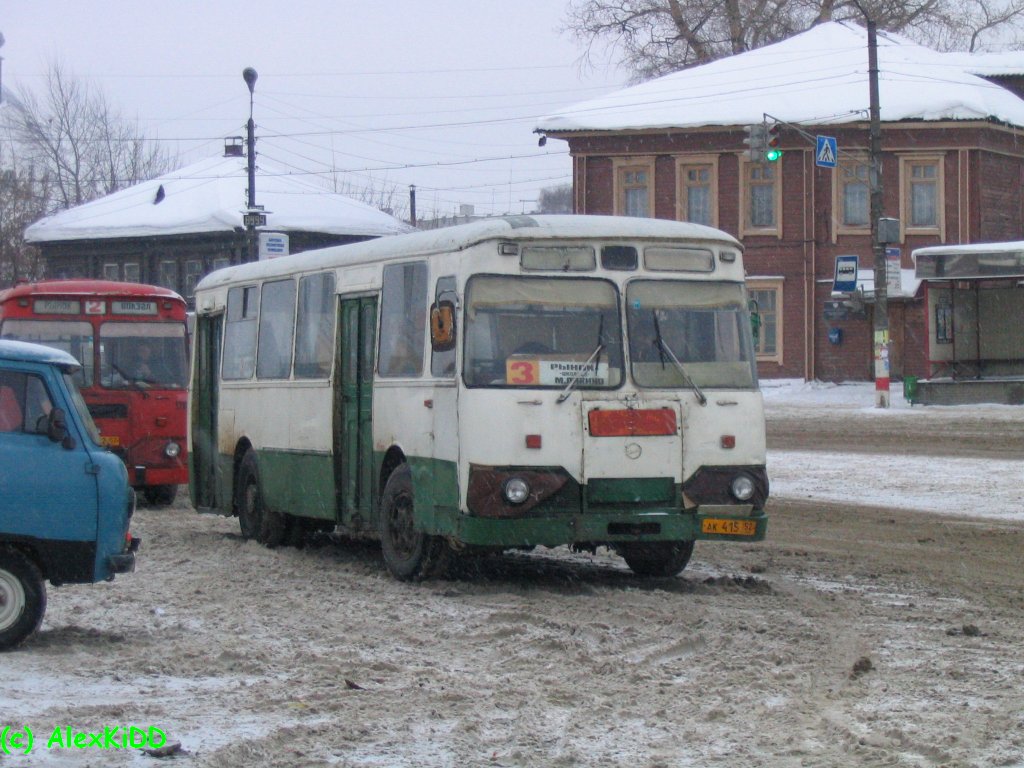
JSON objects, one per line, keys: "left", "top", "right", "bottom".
{"left": 243, "top": 67, "right": 259, "bottom": 263}
{"left": 409, "top": 185, "right": 417, "bottom": 228}
{"left": 862, "top": 13, "right": 890, "bottom": 406}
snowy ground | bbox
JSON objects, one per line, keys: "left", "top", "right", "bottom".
{"left": 762, "top": 380, "right": 1024, "bottom": 521}
{"left": 2, "top": 381, "right": 1023, "bottom": 767}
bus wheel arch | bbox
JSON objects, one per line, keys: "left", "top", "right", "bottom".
{"left": 378, "top": 446, "right": 407, "bottom": 498}
{"left": 378, "top": 462, "right": 450, "bottom": 581}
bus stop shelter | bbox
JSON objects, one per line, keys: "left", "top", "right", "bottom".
{"left": 911, "top": 242, "right": 1024, "bottom": 405}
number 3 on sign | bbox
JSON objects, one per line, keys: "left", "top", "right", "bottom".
{"left": 507, "top": 360, "right": 539, "bottom": 385}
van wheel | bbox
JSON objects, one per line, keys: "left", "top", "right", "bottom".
{"left": 236, "top": 452, "right": 286, "bottom": 548}
{"left": 0, "top": 549, "right": 47, "bottom": 651}
{"left": 143, "top": 485, "right": 177, "bottom": 507}
{"left": 619, "top": 541, "right": 695, "bottom": 578}
{"left": 379, "top": 464, "right": 450, "bottom": 581}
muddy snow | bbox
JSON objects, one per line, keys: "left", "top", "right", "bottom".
{"left": 3, "top": 381, "right": 1024, "bottom": 767}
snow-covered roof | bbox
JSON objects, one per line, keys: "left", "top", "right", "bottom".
{"left": 537, "top": 22, "right": 1024, "bottom": 133}
{"left": 24, "top": 154, "right": 413, "bottom": 243}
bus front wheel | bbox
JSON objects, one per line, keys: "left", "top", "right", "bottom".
{"left": 618, "top": 541, "right": 695, "bottom": 578}
{"left": 143, "top": 485, "right": 177, "bottom": 507}
{"left": 379, "top": 464, "right": 450, "bottom": 581}
{"left": 0, "top": 548, "right": 46, "bottom": 651}
{"left": 236, "top": 452, "right": 286, "bottom": 548}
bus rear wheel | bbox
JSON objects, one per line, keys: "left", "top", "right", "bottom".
{"left": 618, "top": 541, "right": 695, "bottom": 578}
{"left": 236, "top": 452, "right": 286, "bottom": 548}
{"left": 379, "top": 464, "right": 450, "bottom": 581}
{"left": 0, "top": 548, "right": 46, "bottom": 651}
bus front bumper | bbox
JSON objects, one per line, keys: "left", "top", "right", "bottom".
{"left": 451, "top": 506, "right": 767, "bottom": 549}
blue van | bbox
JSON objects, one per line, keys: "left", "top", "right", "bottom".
{"left": 0, "top": 339, "right": 138, "bottom": 649}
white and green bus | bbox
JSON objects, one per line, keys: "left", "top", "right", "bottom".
{"left": 189, "top": 215, "right": 768, "bottom": 580}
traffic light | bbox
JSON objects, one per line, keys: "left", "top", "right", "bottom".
{"left": 743, "top": 123, "right": 768, "bottom": 162}
{"left": 765, "top": 122, "right": 783, "bottom": 162}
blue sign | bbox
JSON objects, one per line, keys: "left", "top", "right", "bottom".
{"left": 833, "top": 254, "right": 858, "bottom": 293}
{"left": 815, "top": 135, "right": 838, "bottom": 168}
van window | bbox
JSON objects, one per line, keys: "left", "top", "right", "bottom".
{"left": 0, "top": 371, "right": 53, "bottom": 435}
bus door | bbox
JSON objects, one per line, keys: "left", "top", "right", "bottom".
{"left": 190, "top": 313, "right": 222, "bottom": 510}
{"left": 335, "top": 296, "right": 376, "bottom": 530}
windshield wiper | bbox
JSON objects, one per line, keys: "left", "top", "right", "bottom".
{"left": 557, "top": 316, "right": 605, "bottom": 404}
{"left": 651, "top": 311, "right": 707, "bottom": 407}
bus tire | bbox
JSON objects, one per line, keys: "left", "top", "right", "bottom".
{"left": 379, "top": 464, "right": 450, "bottom": 581}
{"left": 0, "top": 548, "right": 47, "bottom": 651}
{"left": 619, "top": 541, "right": 695, "bottom": 578}
{"left": 143, "top": 485, "right": 177, "bottom": 507}
{"left": 236, "top": 452, "right": 287, "bottom": 548}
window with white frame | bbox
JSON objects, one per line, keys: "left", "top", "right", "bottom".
{"left": 676, "top": 158, "right": 716, "bottom": 227}
{"left": 184, "top": 259, "right": 203, "bottom": 298}
{"left": 102, "top": 263, "right": 119, "bottom": 281}
{"left": 746, "top": 281, "right": 782, "bottom": 362}
{"left": 158, "top": 260, "right": 178, "bottom": 291}
{"left": 836, "top": 158, "right": 870, "bottom": 232}
{"left": 614, "top": 159, "right": 654, "bottom": 218}
{"left": 124, "top": 262, "right": 140, "bottom": 283}
{"left": 741, "top": 161, "right": 780, "bottom": 235}
{"left": 900, "top": 155, "right": 943, "bottom": 236}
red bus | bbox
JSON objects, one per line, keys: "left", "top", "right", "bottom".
{"left": 0, "top": 280, "right": 189, "bottom": 506}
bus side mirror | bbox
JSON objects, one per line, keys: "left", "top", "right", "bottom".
{"left": 748, "top": 299, "right": 761, "bottom": 345}
{"left": 47, "top": 408, "right": 77, "bottom": 450}
{"left": 430, "top": 301, "right": 456, "bottom": 352}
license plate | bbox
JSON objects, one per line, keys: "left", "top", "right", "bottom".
{"left": 701, "top": 518, "right": 757, "bottom": 536}
{"left": 100, "top": 435, "right": 120, "bottom": 447}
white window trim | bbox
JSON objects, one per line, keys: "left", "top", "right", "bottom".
{"left": 612, "top": 156, "right": 656, "bottom": 218}
{"left": 675, "top": 155, "right": 719, "bottom": 228}
{"left": 832, "top": 154, "right": 871, "bottom": 242}
{"left": 746, "top": 278, "right": 784, "bottom": 364}
{"left": 899, "top": 154, "right": 945, "bottom": 241}
{"left": 739, "top": 157, "right": 782, "bottom": 238}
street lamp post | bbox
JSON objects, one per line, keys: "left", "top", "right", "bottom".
{"left": 243, "top": 67, "right": 259, "bottom": 263}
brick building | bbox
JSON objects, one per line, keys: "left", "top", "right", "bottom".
{"left": 537, "top": 22, "right": 1024, "bottom": 382}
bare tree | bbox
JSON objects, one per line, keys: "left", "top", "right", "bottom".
{"left": 565, "top": 0, "right": 1024, "bottom": 80}
{"left": 539, "top": 183, "right": 574, "bottom": 213}
{"left": 5, "top": 60, "right": 172, "bottom": 213}
{"left": 334, "top": 175, "right": 410, "bottom": 221}
{"left": 0, "top": 161, "right": 49, "bottom": 285}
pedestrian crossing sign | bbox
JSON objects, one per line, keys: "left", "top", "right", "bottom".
{"left": 815, "top": 136, "right": 838, "bottom": 168}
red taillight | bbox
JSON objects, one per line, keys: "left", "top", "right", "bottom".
{"left": 588, "top": 408, "right": 677, "bottom": 437}
{"left": 721, "top": 435, "right": 736, "bottom": 449}
{"left": 525, "top": 434, "right": 542, "bottom": 449}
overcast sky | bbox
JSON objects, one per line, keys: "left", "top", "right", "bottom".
{"left": 1, "top": 1, "right": 625, "bottom": 220}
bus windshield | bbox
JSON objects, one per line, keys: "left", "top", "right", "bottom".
{"left": 626, "top": 281, "right": 757, "bottom": 389}
{"left": 0, "top": 319, "right": 95, "bottom": 387}
{"left": 464, "top": 275, "right": 623, "bottom": 389}
{"left": 100, "top": 322, "right": 188, "bottom": 389}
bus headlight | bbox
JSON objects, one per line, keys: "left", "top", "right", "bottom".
{"left": 730, "top": 475, "right": 755, "bottom": 502}
{"left": 164, "top": 442, "right": 181, "bottom": 459}
{"left": 502, "top": 477, "right": 531, "bottom": 505}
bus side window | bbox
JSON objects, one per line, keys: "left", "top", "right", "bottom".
{"left": 379, "top": 263, "right": 428, "bottom": 378}
{"left": 431, "top": 276, "right": 457, "bottom": 378}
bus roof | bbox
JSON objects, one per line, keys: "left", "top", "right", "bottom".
{"left": 0, "top": 280, "right": 186, "bottom": 304}
{"left": 0, "top": 338, "right": 82, "bottom": 371}
{"left": 913, "top": 240, "right": 1024, "bottom": 280}
{"left": 196, "top": 215, "right": 743, "bottom": 292}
